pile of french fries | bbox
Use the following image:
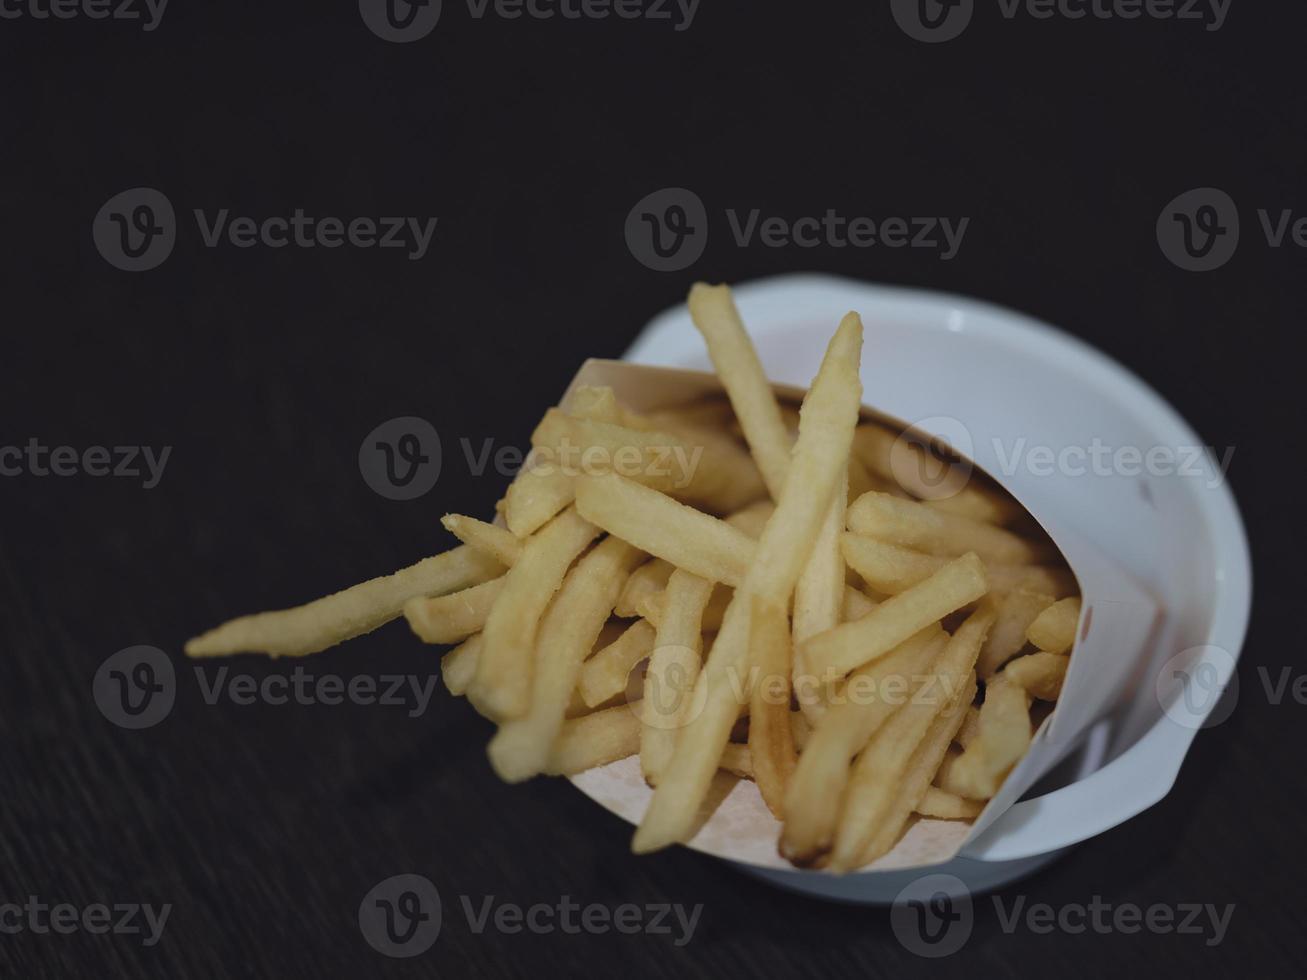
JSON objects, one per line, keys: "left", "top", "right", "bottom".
{"left": 187, "top": 283, "right": 1082, "bottom": 872}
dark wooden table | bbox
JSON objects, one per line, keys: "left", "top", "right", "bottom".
{"left": 2, "top": 3, "right": 1300, "bottom": 976}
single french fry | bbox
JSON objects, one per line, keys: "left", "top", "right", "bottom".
{"left": 576, "top": 473, "right": 756, "bottom": 587}
{"left": 404, "top": 576, "right": 505, "bottom": 644}
{"left": 1026, "top": 597, "right": 1081, "bottom": 654}
{"left": 1003, "top": 651, "right": 1069, "bottom": 700}
{"left": 719, "top": 742, "right": 753, "bottom": 779}
{"left": 687, "top": 283, "right": 794, "bottom": 501}
{"left": 853, "top": 675, "right": 980, "bottom": 866}
{"left": 779, "top": 626, "right": 946, "bottom": 865}
{"left": 829, "top": 609, "right": 992, "bottom": 870}
{"left": 441, "top": 514, "right": 523, "bottom": 567}
{"left": 792, "top": 467, "right": 848, "bottom": 722}
{"left": 440, "top": 633, "right": 483, "bottom": 696}
{"left": 801, "top": 553, "right": 987, "bottom": 681}
{"left": 632, "top": 312, "right": 864, "bottom": 854}
{"left": 579, "top": 619, "right": 656, "bottom": 708}
{"left": 543, "top": 705, "right": 642, "bottom": 775}
{"left": 916, "top": 786, "right": 984, "bottom": 820}
{"left": 472, "top": 507, "right": 600, "bottom": 719}
{"left": 641, "top": 569, "right": 714, "bottom": 784}
{"left": 748, "top": 598, "right": 798, "bottom": 817}
{"left": 841, "top": 532, "right": 1071, "bottom": 597}
{"left": 977, "top": 590, "right": 1056, "bottom": 678}
{"left": 615, "top": 559, "right": 674, "bottom": 618}
{"left": 185, "top": 545, "right": 505, "bottom": 659}
{"left": 939, "top": 673, "right": 1032, "bottom": 800}
{"left": 847, "top": 491, "right": 1045, "bottom": 565}
{"left": 489, "top": 537, "right": 643, "bottom": 782}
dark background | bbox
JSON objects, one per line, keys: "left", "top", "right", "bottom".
{"left": 1, "top": 1, "right": 1301, "bottom": 976}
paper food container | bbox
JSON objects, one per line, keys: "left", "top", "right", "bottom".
{"left": 565, "top": 275, "right": 1251, "bottom": 903}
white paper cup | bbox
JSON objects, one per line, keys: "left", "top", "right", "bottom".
{"left": 568, "top": 275, "right": 1250, "bottom": 902}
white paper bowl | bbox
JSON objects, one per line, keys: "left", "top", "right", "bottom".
{"left": 583, "top": 274, "right": 1252, "bottom": 902}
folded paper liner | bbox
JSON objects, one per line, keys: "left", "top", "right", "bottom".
{"left": 564, "top": 359, "right": 1159, "bottom": 873}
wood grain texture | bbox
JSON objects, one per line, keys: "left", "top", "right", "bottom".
{"left": 0, "top": 2, "right": 1302, "bottom": 977}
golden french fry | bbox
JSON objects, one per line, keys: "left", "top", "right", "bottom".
{"left": 440, "top": 633, "right": 483, "bottom": 696}
{"left": 829, "top": 608, "right": 992, "bottom": 870}
{"left": 185, "top": 545, "right": 505, "bottom": 659}
{"left": 472, "top": 507, "right": 600, "bottom": 719}
{"left": 748, "top": 598, "right": 798, "bottom": 817}
{"left": 779, "top": 627, "right": 946, "bottom": 865}
{"left": 1003, "top": 651, "right": 1069, "bottom": 700}
{"left": 801, "top": 553, "right": 987, "bottom": 681}
{"left": 404, "top": 576, "right": 505, "bottom": 645}
{"left": 641, "top": 569, "right": 714, "bottom": 784}
{"left": 615, "top": 559, "right": 674, "bottom": 618}
{"left": 687, "top": 282, "right": 794, "bottom": 500}
{"left": 632, "top": 312, "right": 864, "bottom": 854}
{"left": 576, "top": 473, "right": 756, "bottom": 587}
{"left": 441, "top": 514, "right": 523, "bottom": 567}
{"left": 939, "top": 673, "right": 1032, "bottom": 800}
{"left": 847, "top": 491, "right": 1046, "bottom": 565}
{"left": 916, "top": 786, "right": 984, "bottom": 820}
{"left": 1026, "top": 597, "right": 1081, "bottom": 654}
{"left": 977, "top": 590, "right": 1056, "bottom": 678}
{"left": 840, "top": 532, "right": 1071, "bottom": 597}
{"left": 489, "top": 537, "right": 643, "bottom": 782}
{"left": 579, "top": 619, "right": 656, "bottom": 708}
{"left": 543, "top": 705, "right": 642, "bottom": 775}
{"left": 792, "top": 467, "right": 848, "bottom": 722}
{"left": 854, "top": 675, "right": 980, "bottom": 866}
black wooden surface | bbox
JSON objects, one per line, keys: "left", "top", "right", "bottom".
{"left": 1, "top": 2, "right": 1302, "bottom": 977}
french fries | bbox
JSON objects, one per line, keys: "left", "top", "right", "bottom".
{"left": 1027, "top": 596, "right": 1082, "bottom": 654}
{"left": 187, "top": 280, "right": 1085, "bottom": 876}
{"left": 185, "top": 545, "right": 504, "bottom": 658}
{"left": 472, "top": 507, "right": 600, "bottom": 719}
{"left": 579, "top": 619, "right": 656, "bottom": 708}
{"left": 801, "top": 553, "right": 988, "bottom": 681}
{"left": 748, "top": 598, "right": 798, "bottom": 817}
{"left": 404, "top": 575, "right": 505, "bottom": 644}
{"left": 688, "top": 282, "right": 793, "bottom": 500}
{"left": 632, "top": 311, "right": 864, "bottom": 855}
{"left": 488, "top": 536, "right": 643, "bottom": 782}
